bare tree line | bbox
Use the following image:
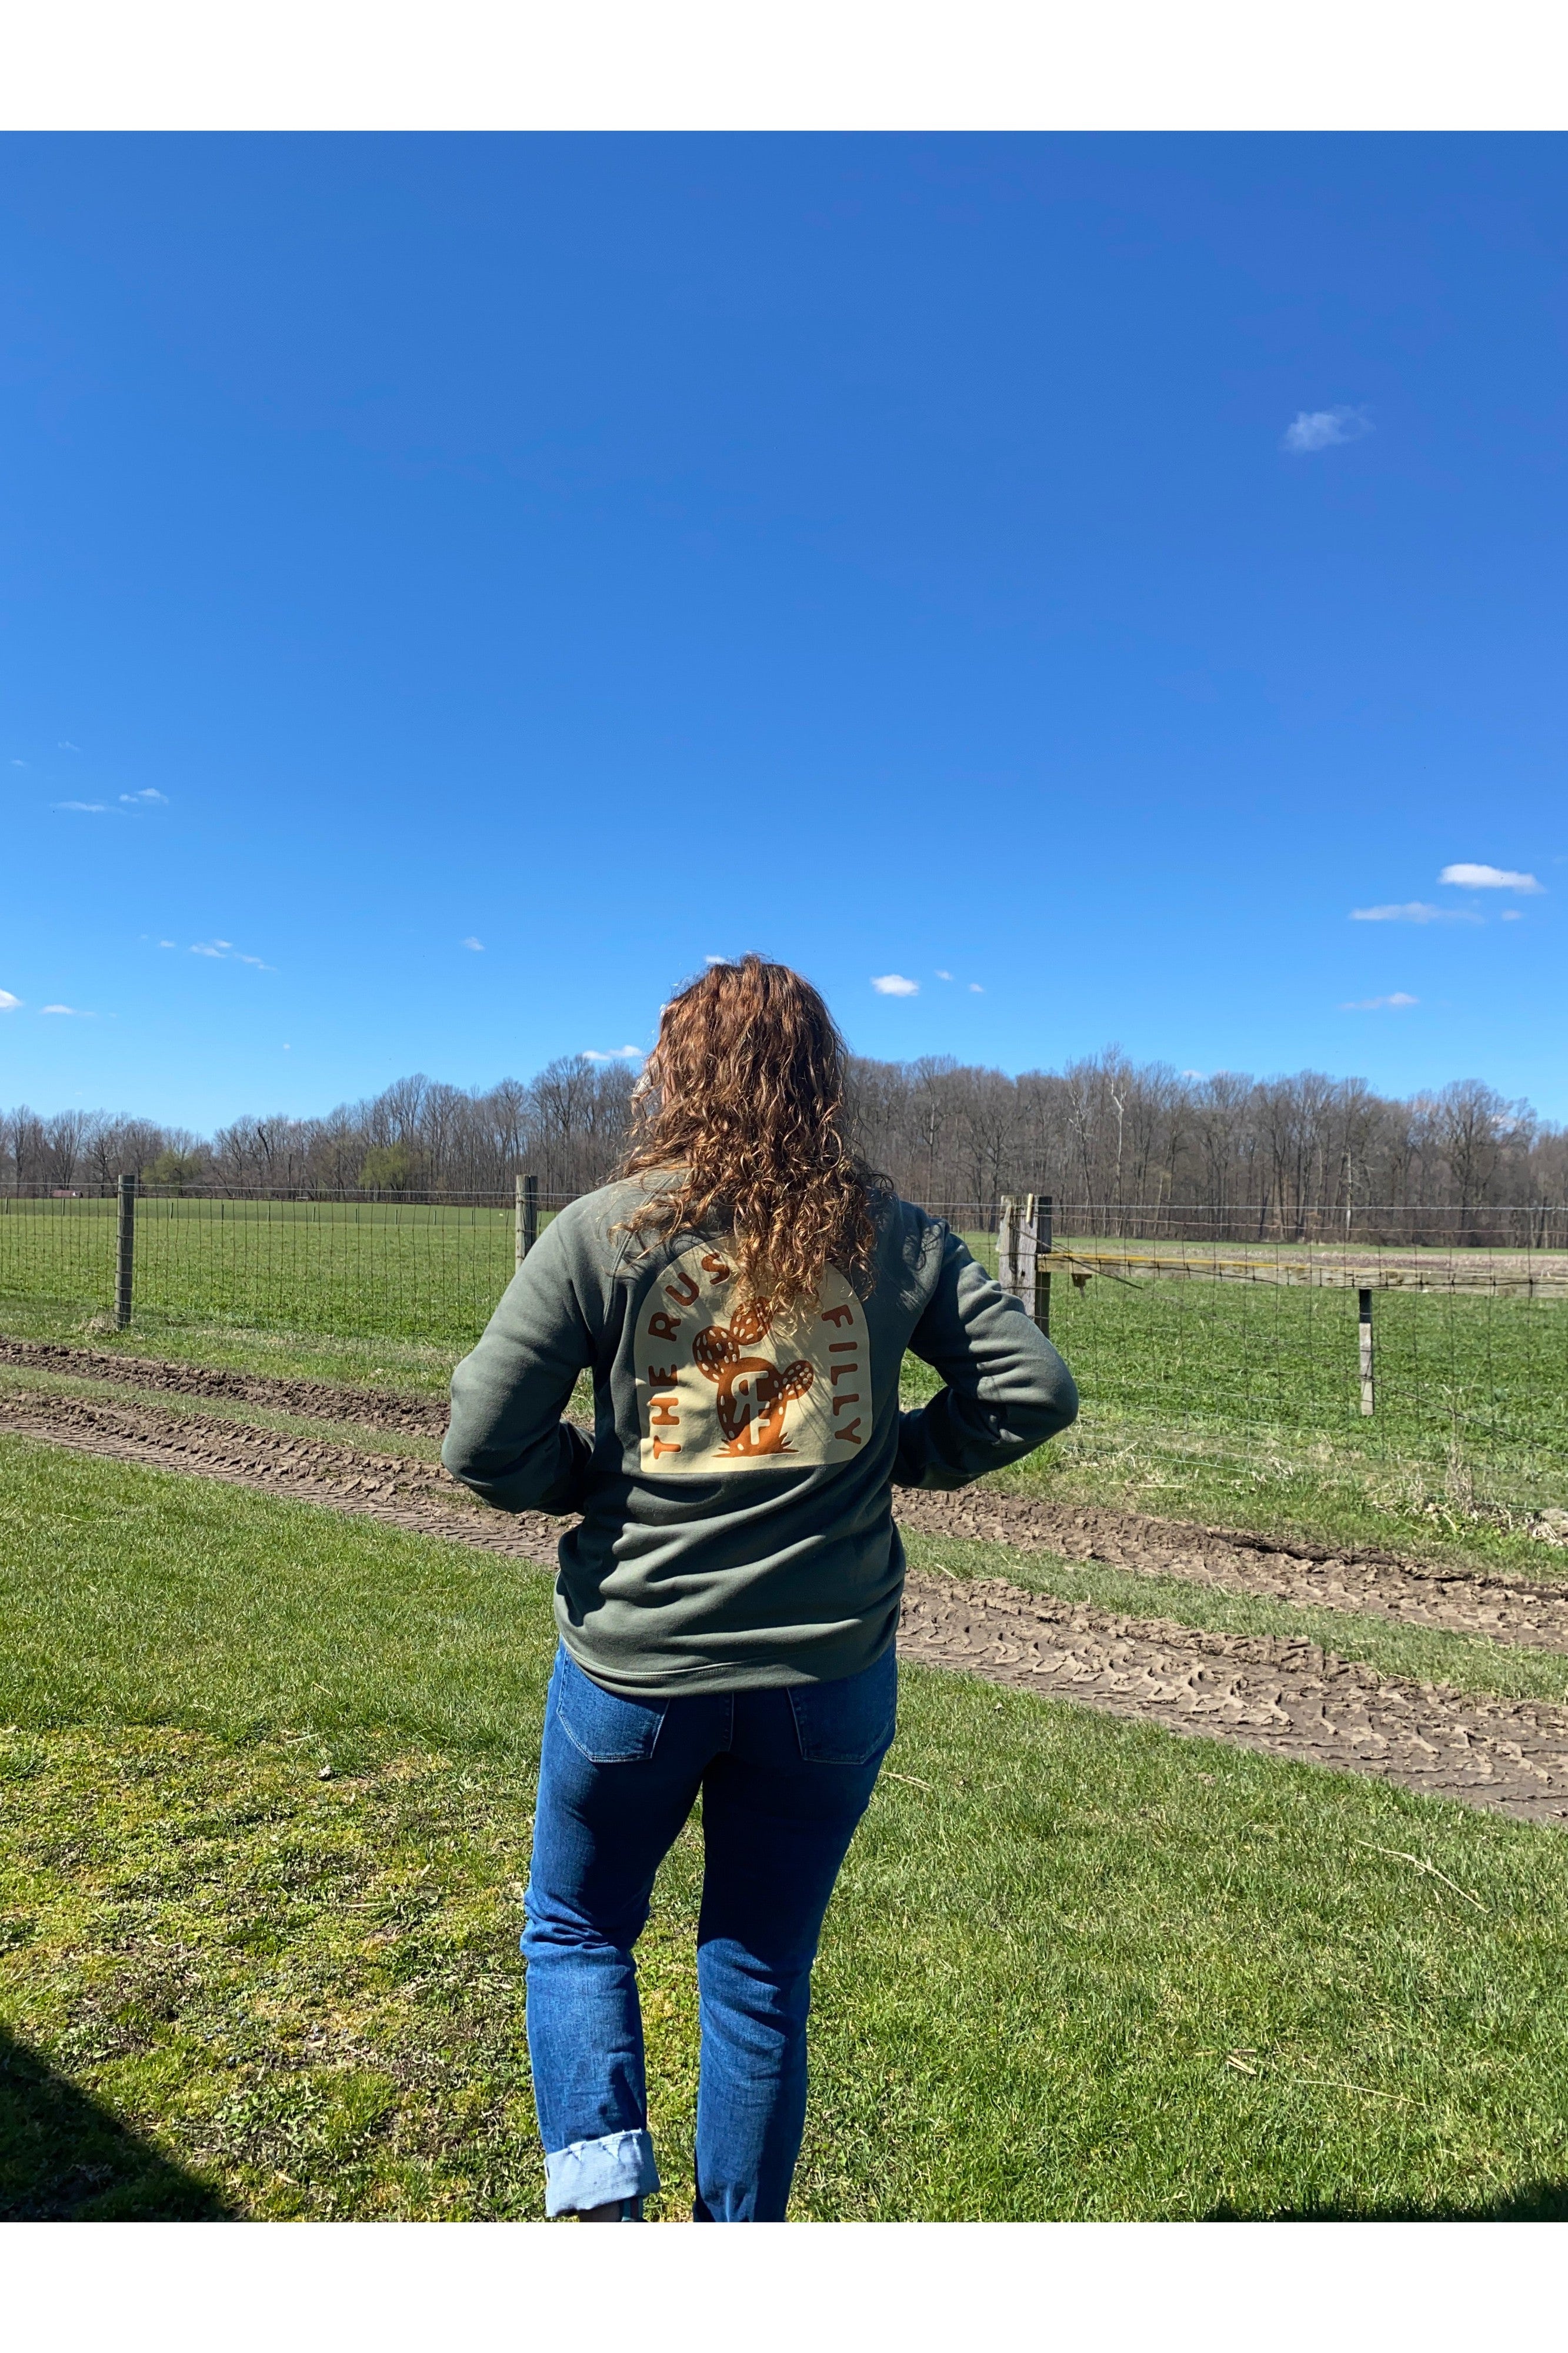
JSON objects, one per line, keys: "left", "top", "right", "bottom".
{"left": 846, "top": 1052, "right": 1568, "bottom": 1241}
{"left": 5, "top": 1048, "right": 1566, "bottom": 1242}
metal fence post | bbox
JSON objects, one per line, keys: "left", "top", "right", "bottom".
{"left": 516, "top": 1172, "right": 539, "bottom": 1269}
{"left": 1358, "top": 1286, "right": 1374, "bottom": 1415}
{"left": 115, "top": 1172, "right": 136, "bottom": 1327}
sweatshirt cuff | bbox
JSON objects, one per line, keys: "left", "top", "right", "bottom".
{"left": 892, "top": 1406, "right": 968, "bottom": 1489}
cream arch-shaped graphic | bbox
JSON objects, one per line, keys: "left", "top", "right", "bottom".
{"left": 633, "top": 1243, "right": 869, "bottom": 1476}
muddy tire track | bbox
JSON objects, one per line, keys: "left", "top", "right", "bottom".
{"left": 898, "top": 1487, "right": 1568, "bottom": 1652}
{"left": 0, "top": 1389, "right": 566, "bottom": 1570}
{"left": 6, "top": 1384, "right": 1568, "bottom": 1824}
{"left": 0, "top": 1336, "right": 451, "bottom": 1438}
{"left": 8, "top": 1336, "right": 1568, "bottom": 1650}
{"left": 898, "top": 1580, "right": 1568, "bottom": 1825}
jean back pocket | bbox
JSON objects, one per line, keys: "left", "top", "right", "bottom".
{"left": 553, "top": 1649, "right": 669, "bottom": 1764}
{"left": 787, "top": 1648, "right": 897, "bottom": 1766}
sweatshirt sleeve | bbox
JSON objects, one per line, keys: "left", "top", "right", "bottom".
{"left": 442, "top": 1209, "right": 598, "bottom": 1515}
{"left": 893, "top": 1226, "right": 1077, "bottom": 1491}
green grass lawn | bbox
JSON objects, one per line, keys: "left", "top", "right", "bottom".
{"left": 4, "top": 1432, "right": 1568, "bottom": 2221}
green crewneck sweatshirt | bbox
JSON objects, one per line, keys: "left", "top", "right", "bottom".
{"left": 442, "top": 1178, "right": 1077, "bottom": 1696}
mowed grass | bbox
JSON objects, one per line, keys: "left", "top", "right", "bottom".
{"left": 4, "top": 1434, "right": 1568, "bottom": 2221}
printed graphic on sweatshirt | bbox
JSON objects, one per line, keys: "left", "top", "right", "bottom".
{"left": 634, "top": 1244, "right": 870, "bottom": 1475}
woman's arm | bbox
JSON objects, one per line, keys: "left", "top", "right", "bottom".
{"left": 442, "top": 1212, "right": 597, "bottom": 1514}
{"left": 894, "top": 1225, "right": 1077, "bottom": 1490}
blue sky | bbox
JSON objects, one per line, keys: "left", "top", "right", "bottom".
{"left": 2, "top": 134, "right": 1564, "bottom": 1128}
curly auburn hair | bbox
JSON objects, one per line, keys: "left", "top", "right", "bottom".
{"left": 618, "top": 956, "right": 886, "bottom": 1312}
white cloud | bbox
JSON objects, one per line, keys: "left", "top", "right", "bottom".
{"left": 935, "top": 969, "right": 953, "bottom": 981}
{"left": 1439, "top": 862, "right": 1543, "bottom": 894}
{"left": 191, "top": 939, "right": 274, "bottom": 969}
{"left": 58, "top": 739, "right": 81, "bottom": 751}
{"left": 1282, "top": 405, "right": 1373, "bottom": 454}
{"left": 119, "top": 788, "right": 168, "bottom": 806}
{"left": 1341, "top": 993, "right": 1419, "bottom": 1011}
{"left": 1350, "top": 901, "right": 1481, "bottom": 925}
{"left": 582, "top": 1045, "right": 642, "bottom": 1062}
{"left": 41, "top": 1004, "right": 93, "bottom": 1016}
{"left": 0, "top": 991, "right": 20, "bottom": 1011}
{"left": 11, "top": 759, "right": 28, "bottom": 768}
{"left": 1501, "top": 909, "right": 1523, "bottom": 922}
{"left": 1180, "top": 1068, "right": 1206, "bottom": 1079}
{"left": 872, "top": 974, "right": 919, "bottom": 996}
{"left": 461, "top": 936, "right": 484, "bottom": 951}
{"left": 704, "top": 954, "right": 729, "bottom": 966}
{"left": 158, "top": 939, "right": 176, "bottom": 949}
{"left": 968, "top": 982, "right": 985, "bottom": 994}
{"left": 54, "top": 800, "right": 108, "bottom": 814}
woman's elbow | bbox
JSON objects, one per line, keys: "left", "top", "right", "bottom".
{"left": 1023, "top": 1357, "right": 1079, "bottom": 1444}
{"left": 441, "top": 1427, "right": 499, "bottom": 1494}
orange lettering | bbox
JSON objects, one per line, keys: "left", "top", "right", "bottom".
{"left": 648, "top": 1312, "right": 681, "bottom": 1342}
{"left": 665, "top": 1268, "right": 700, "bottom": 1307}
{"left": 651, "top": 1437, "right": 682, "bottom": 1458}
{"left": 649, "top": 1398, "right": 680, "bottom": 1427}
{"left": 835, "top": 1418, "right": 862, "bottom": 1446}
{"left": 830, "top": 1361, "right": 859, "bottom": 1385}
{"left": 828, "top": 1342, "right": 857, "bottom": 1354}
{"left": 700, "top": 1253, "right": 732, "bottom": 1283}
{"left": 820, "top": 1303, "right": 855, "bottom": 1328}
{"left": 647, "top": 1363, "right": 678, "bottom": 1387}
{"left": 831, "top": 1392, "right": 861, "bottom": 1415}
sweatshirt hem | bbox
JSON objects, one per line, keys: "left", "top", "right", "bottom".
{"left": 555, "top": 1620, "right": 900, "bottom": 1701}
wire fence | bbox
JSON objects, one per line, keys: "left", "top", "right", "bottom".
{"left": 0, "top": 1188, "right": 562, "bottom": 1351}
{"left": 3, "top": 1184, "right": 1567, "bottom": 1507}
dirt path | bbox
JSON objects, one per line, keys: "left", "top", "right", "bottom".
{"left": 895, "top": 1487, "right": 1568, "bottom": 1652}
{"left": 898, "top": 1580, "right": 1568, "bottom": 1825}
{"left": 0, "top": 1336, "right": 452, "bottom": 1439}
{"left": 5, "top": 1334, "right": 1566, "bottom": 1651}
{"left": 8, "top": 1381, "right": 1568, "bottom": 1825}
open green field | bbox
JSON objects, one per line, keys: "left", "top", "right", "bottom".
{"left": 4, "top": 1197, "right": 1566, "bottom": 1565}
{"left": 4, "top": 1433, "right": 1568, "bottom": 2222}
{"left": 0, "top": 1196, "right": 528, "bottom": 1352}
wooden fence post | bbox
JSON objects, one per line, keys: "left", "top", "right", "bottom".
{"left": 1034, "top": 1192, "right": 1053, "bottom": 1337}
{"left": 997, "top": 1195, "right": 1018, "bottom": 1301}
{"left": 999, "top": 1194, "right": 1042, "bottom": 1321}
{"left": 516, "top": 1172, "right": 539, "bottom": 1269}
{"left": 115, "top": 1173, "right": 136, "bottom": 1328}
{"left": 1358, "top": 1286, "right": 1374, "bottom": 1415}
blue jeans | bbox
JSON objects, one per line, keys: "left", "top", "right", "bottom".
{"left": 523, "top": 1642, "right": 896, "bottom": 2222}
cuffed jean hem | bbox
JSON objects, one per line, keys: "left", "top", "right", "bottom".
{"left": 543, "top": 2128, "right": 661, "bottom": 2218}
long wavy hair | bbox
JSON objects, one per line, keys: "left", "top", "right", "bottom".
{"left": 618, "top": 956, "right": 886, "bottom": 1311}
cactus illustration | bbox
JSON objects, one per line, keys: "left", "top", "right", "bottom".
{"left": 692, "top": 1306, "right": 816, "bottom": 1455}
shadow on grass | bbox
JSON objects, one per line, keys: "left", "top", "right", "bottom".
{"left": 0, "top": 2027, "right": 232, "bottom": 2221}
{"left": 1209, "top": 2183, "right": 1568, "bottom": 2222}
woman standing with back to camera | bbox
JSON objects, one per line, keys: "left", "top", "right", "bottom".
{"left": 442, "top": 956, "right": 1077, "bottom": 2222}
